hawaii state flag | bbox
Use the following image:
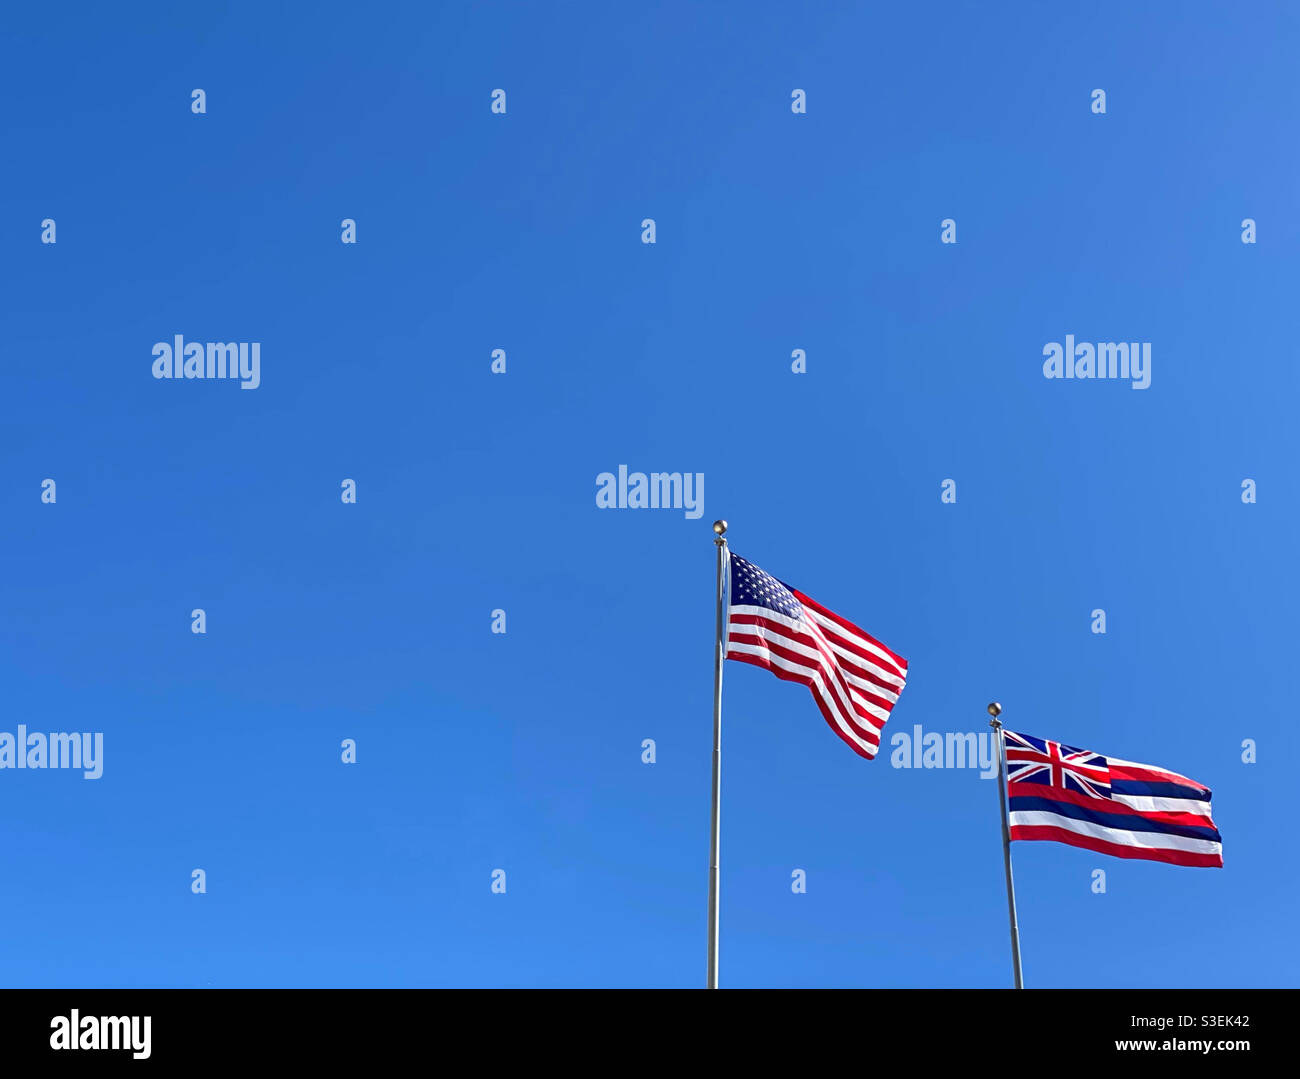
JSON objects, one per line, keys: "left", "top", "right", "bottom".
{"left": 1003, "top": 730, "right": 1223, "bottom": 868}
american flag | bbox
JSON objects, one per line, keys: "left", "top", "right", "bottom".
{"left": 724, "top": 552, "right": 908, "bottom": 759}
{"left": 1004, "top": 730, "right": 1223, "bottom": 868}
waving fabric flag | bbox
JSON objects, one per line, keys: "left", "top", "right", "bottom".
{"left": 724, "top": 552, "right": 908, "bottom": 759}
{"left": 1003, "top": 730, "right": 1222, "bottom": 867}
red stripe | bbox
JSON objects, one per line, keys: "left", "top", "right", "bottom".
{"left": 800, "top": 618, "right": 907, "bottom": 697}
{"left": 1010, "top": 824, "right": 1223, "bottom": 868}
{"left": 730, "top": 612, "right": 902, "bottom": 706}
{"left": 1107, "top": 759, "right": 1209, "bottom": 792}
{"left": 725, "top": 647, "right": 882, "bottom": 755}
{"left": 725, "top": 639, "right": 885, "bottom": 745}
{"left": 731, "top": 613, "right": 902, "bottom": 701}
{"left": 728, "top": 617, "right": 897, "bottom": 719}
{"left": 730, "top": 626, "right": 898, "bottom": 717}
{"left": 808, "top": 682, "right": 878, "bottom": 760}
{"left": 792, "top": 590, "right": 908, "bottom": 674}
{"left": 1007, "top": 782, "right": 1215, "bottom": 830}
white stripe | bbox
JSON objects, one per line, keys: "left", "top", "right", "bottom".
{"left": 729, "top": 618, "right": 898, "bottom": 712}
{"left": 808, "top": 674, "right": 880, "bottom": 756}
{"left": 841, "top": 667, "right": 900, "bottom": 704}
{"left": 729, "top": 607, "right": 900, "bottom": 711}
{"left": 1112, "top": 793, "right": 1214, "bottom": 818}
{"left": 726, "top": 636, "right": 885, "bottom": 735}
{"left": 798, "top": 612, "right": 904, "bottom": 703}
{"left": 729, "top": 619, "right": 828, "bottom": 673}
{"left": 739, "top": 640, "right": 881, "bottom": 754}
{"left": 730, "top": 603, "right": 905, "bottom": 693}
{"left": 726, "top": 639, "right": 883, "bottom": 742}
{"left": 1009, "top": 811, "right": 1222, "bottom": 856}
{"left": 1106, "top": 755, "right": 1205, "bottom": 790}
{"left": 802, "top": 608, "right": 907, "bottom": 688}
{"left": 728, "top": 621, "right": 891, "bottom": 723}
{"left": 729, "top": 604, "right": 808, "bottom": 636}
{"left": 802, "top": 606, "right": 907, "bottom": 682}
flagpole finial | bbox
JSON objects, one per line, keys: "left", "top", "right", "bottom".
{"left": 987, "top": 701, "right": 1002, "bottom": 727}
{"left": 712, "top": 520, "right": 727, "bottom": 537}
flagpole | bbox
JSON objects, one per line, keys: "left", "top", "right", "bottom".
{"left": 987, "top": 702, "right": 1024, "bottom": 988}
{"left": 707, "top": 519, "right": 728, "bottom": 989}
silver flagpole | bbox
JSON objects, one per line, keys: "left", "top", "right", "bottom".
{"left": 707, "top": 519, "right": 728, "bottom": 989}
{"left": 988, "top": 701, "right": 1024, "bottom": 988}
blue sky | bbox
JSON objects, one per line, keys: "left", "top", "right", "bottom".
{"left": 2, "top": 2, "right": 1295, "bottom": 987}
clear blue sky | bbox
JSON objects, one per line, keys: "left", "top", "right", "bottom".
{"left": 3, "top": 2, "right": 1295, "bottom": 988}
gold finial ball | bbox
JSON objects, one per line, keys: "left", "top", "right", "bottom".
{"left": 987, "top": 701, "right": 1002, "bottom": 718}
{"left": 712, "top": 520, "right": 728, "bottom": 536}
